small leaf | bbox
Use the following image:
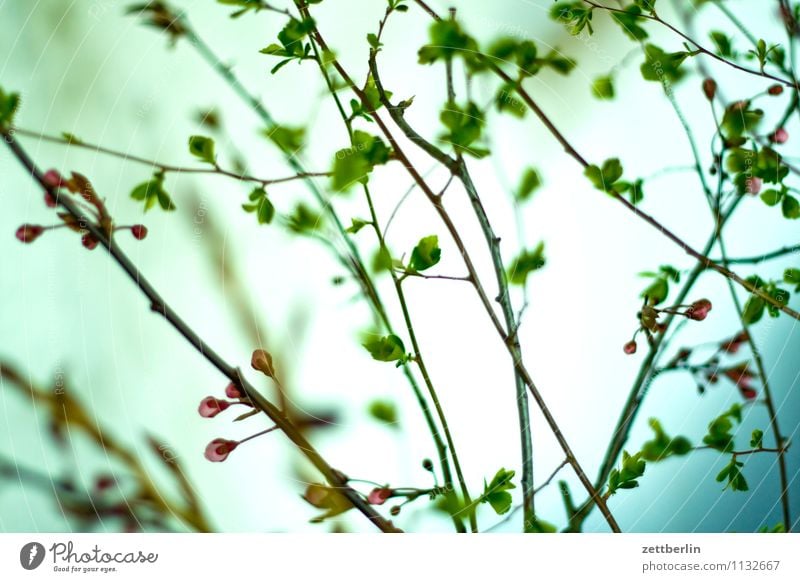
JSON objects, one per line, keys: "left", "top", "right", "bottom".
{"left": 591, "top": 75, "right": 615, "bottom": 100}
{"left": 363, "top": 334, "right": 406, "bottom": 362}
{"left": 507, "top": 242, "right": 546, "bottom": 285}
{"left": 188, "top": 135, "right": 216, "bottom": 165}
{"left": 516, "top": 168, "right": 542, "bottom": 201}
{"left": 750, "top": 429, "right": 764, "bottom": 449}
{"left": 368, "top": 400, "right": 398, "bottom": 426}
{"left": 409, "top": 235, "right": 442, "bottom": 272}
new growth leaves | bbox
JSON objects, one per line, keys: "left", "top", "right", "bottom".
{"left": 130, "top": 171, "right": 175, "bottom": 211}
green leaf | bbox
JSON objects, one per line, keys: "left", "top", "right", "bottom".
{"left": 742, "top": 295, "right": 766, "bottom": 324}
{"left": 241, "top": 188, "right": 275, "bottom": 224}
{"left": 286, "top": 202, "right": 322, "bottom": 233}
{"left": 784, "top": 268, "right": 800, "bottom": 292}
{"left": 607, "top": 450, "right": 646, "bottom": 496}
{"left": 717, "top": 457, "right": 748, "bottom": 492}
{"left": 367, "top": 33, "right": 381, "bottom": 50}
{"left": 368, "top": 400, "right": 398, "bottom": 426}
{"left": 363, "top": 334, "right": 406, "bottom": 362}
{"left": 439, "top": 101, "right": 489, "bottom": 158}
{"left": 640, "top": 418, "right": 693, "bottom": 462}
{"left": 640, "top": 44, "right": 691, "bottom": 84}
{"left": 0, "top": 86, "right": 21, "bottom": 128}
{"left": 782, "top": 194, "right": 800, "bottom": 219}
{"left": 346, "top": 218, "right": 371, "bottom": 234}
{"left": 264, "top": 124, "right": 305, "bottom": 154}
{"left": 641, "top": 277, "right": 668, "bottom": 304}
{"left": 710, "top": 31, "right": 736, "bottom": 58}
{"left": 551, "top": 2, "right": 594, "bottom": 36}
{"left": 750, "top": 429, "right": 764, "bottom": 449}
{"left": 585, "top": 158, "right": 624, "bottom": 192}
{"left": 516, "top": 168, "right": 542, "bottom": 201}
{"left": 591, "top": 75, "right": 615, "bottom": 100}
{"left": 507, "top": 242, "right": 546, "bottom": 285}
{"left": 331, "top": 131, "right": 391, "bottom": 191}
{"left": 418, "top": 19, "right": 479, "bottom": 66}
{"left": 480, "top": 468, "right": 516, "bottom": 515}
{"left": 130, "top": 171, "right": 175, "bottom": 212}
{"left": 188, "top": 135, "right": 216, "bottom": 165}
{"left": 610, "top": 6, "right": 648, "bottom": 41}
{"left": 760, "top": 189, "right": 783, "bottom": 206}
{"left": 409, "top": 235, "right": 442, "bottom": 272}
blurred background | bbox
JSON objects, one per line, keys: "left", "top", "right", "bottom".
{"left": 0, "top": 0, "right": 798, "bottom": 532}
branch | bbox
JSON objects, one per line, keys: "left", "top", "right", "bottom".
{"left": 583, "top": 0, "right": 798, "bottom": 88}
{"left": 1, "top": 131, "right": 399, "bottom": 533}
{"left": 714, "top": 244, "right": 800, "bottom": 265}
{"left": 11, "top": 127, "right": 328, "bottom": 187}
{"left": 300, "top": 3, "right": 621, "bottom": 533}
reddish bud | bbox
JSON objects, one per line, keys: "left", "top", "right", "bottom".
{"left": 251, "top": 348, "right": 276, "bottom": 378}
{"left": 686, "top": 299, "right": 712, "bottom": 321}
{"left": 721, "top": 331, "right": 749, "bottom": 354}
{"left": 130, "top": 224, "right": 148, "bottom": 240}
{"left": 768, "top": 84, "right": 784, "bottom": 96}
{"left": 15, "top": 224, "right": 44, "bottom": 243}
{"left": 204, "top": 438, "right": 238, "bottom": 462}
{"left": 81, "top": 233, "right": 99, "bottom": 250}
{"left": 702, "top": 78, "right": 717, "bottom": 101}
{"left": 367, "top": 487, "right": 393, "bottom": 505}
{"left": 623, "top": 340, "right": 637, "bottom": 355}
{"left": 739, "top": 386, "right": 758, "bottom": 400}
{"left": 770, "top": 128, "right": 789, "bottom": 144}
{"left": 225, "top": 382, "right": 243, "bottom": 399}
{"left": 44, "top": 192, "right": 58, "bottom": 208}
{"left": 42, "top": 169, "right": 65, "bottom": 189}
{"left": 95, "top": 475, "right": 115, "bottom": 491}
{"left": 724, "top": 363, "right": 755, "bottom": 398}
{"left": 198, "top": 396, "right": 231, "bottom": 418}
{"left": 745, "top": 177, "right": 762, "bottom": 195}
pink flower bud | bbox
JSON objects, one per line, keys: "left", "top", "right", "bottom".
{"left": 768, "top": 84, "right": 784, "bottom": 96}
{"left": 251, "top": 348, "right": 276, "bottom": 378}
{"left": 44, "top": 192, "right": 58, "bottom": 208}
{"left": 745, "top": 177, "right": 762, "bottom": 195}
{"left": 42, "top": 169, "right": 65, "bottom": 189}
{"left": 721, "top": 331, "right": 748, "bottom": 354}
{"left": 198, "top": 396, "right": 231, "bottom": 418}
{"left": 686, "top": 299, "right": 712, "bottom": 321}
{"left": 81, "top": 233, "right": 99, "bottom": 250}
{"left": 739, "top": 386, "right": 757, "bottom": 400}
{"left": 225, "top": 382, "right": 243, "bottom": 399}
{"left": 770, "top": 128, "right": 789, "bottom": 144}
{"left": 204, "top": 438, "right": 238, "bottom": 462}
{"left": 15, "top": 224, "right": 44, "bottom": 243}
{"left": 367, "top": 487, "right": 393, "bottom": 505}
{"left": 623, "top": 340, "right": 637, "bottom": 355}
{"left": 95, "top": 475, "right": 115, "bottom": 491}
{"left": 702, "top": 78, "right": 716, "bottom": 101}
{"left": 131, "top": 225, "right": 148, "bottom": 240}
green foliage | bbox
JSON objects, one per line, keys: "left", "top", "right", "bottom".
{"left": 217, "top": 0, "right": 278, "bottom": 18}
{"left": 264, "top": 124, "right": 305, "bottom": 154}
{"left": 362, "top": 334, "right": 407, "bottom": 364}
{"left": 479, "top": 468, "right": 516, "bottom": 515}
{"left": 495, "top": 84, "right": 527, "bottom": 118}
{"left": 710, "top": 31, "right": 736, "bottom": 58}
{"left": 409, "top": 235, "right": 442, "bottom": 272}
{"left": 286, "top": 202, "right": 322, "bottom": 233}
{"left": 702, "top": 404, "right": 742, "bottom": 453}
{"left": 188, "top": 135, "right": 216, "bottom": 165}
{"left": 784, "top": 268, "right": 800, "bottom": 292}
{"left": 418, "top": 19, "right": 479, "bottom": 68}
{"left": 368, "top": 400, "right": 398, "bottom": 427}
{"left": 720, "top": 102, "right": 765, "bottom": 146}
{"left": 260, "top": 16, "right": 315, "bottom": 73}
{"left": 591, "top": 75, "right": 615, "bottom": 100}
{"left": 611, "top": 6, "right": 648, "bottom": 41}
{"left": 633, "top": 0, "right": 657, "bottom": 11}
{"left": 0, "top": 86, "right": 21, "bottom": 128}
{"left": 507, "top": 242, "right": 546, "bottom": 286}
{"left": 639, "top": 265, "right": 680, "bottom": 305}
{"left": 130, "top": 171, "right": 175, "bottom": 211}
{"left": 716, "top": 456, "right": 749, "bottom": 492}
{"left": 331, "top": 131, "right": 391, "bottom": 191}
{"left": 487, "top": 38, "right": 575, "bottom": 77}
{"left": 742, "top": 276, "right": 790, "bottom": 324}
{"left": 750, "top": 429, "right": 764, "bottom": 449}
{"left": 241, "top": 188, "right": 275, "bottom": 225}
{"left": 346, "top": 218, "right": 371, "bottom": 234}
{"left": 439, "top": 101, "right": 489, "bottom": 158}
{"left": 516, "top": 168, "right": 542, "bottom": 201}
{"left": 551, "top": 2, "right": 594, "bottom": 36}
{"left": 607, "top": 450, "right": 646, "bottom": 496}
{"left": 640, "top": 418, "right": 692, "bottom": 462}
{"left": 748, "top": 39, "right": 780, "bottom": 72}
{"left": 640, "top": 44, "right": 695, "bottom": 84}
{"left": 586, "top": 159, "right": 646, "bottom": 204}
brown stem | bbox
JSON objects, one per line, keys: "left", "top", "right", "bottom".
{"left": 2, "top": 131, "right": 399, "bottom": 533}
